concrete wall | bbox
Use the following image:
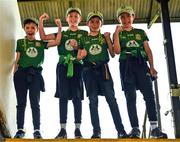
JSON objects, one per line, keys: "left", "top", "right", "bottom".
{"left": 0, "top": 0, "right": 23, "bottom": 137}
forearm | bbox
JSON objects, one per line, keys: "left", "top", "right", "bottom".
{"left": 39, "top": 20, "right": 47, "bottom": 40}
{"left": 106, "top": 37, "right": 115, "bottom": 58}
{"left": 113, "top": 32, "right": 121, "bottom": 54}
{"left": 13, "top": 52, "right": 20, "bottom": 73}
{"left": 55, "top": 26, "right": 62, "bottom": 45}
{"left": 147, "top": 51, "right": 154, "bottom": 68}
{"left": 144, "top": 41, "right": 154, "bottom": 68}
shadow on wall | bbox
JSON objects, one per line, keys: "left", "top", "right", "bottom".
{"left": 0, "top": 109, "right": 11, "bottom": 138}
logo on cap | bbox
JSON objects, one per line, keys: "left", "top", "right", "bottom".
{"left": 117, "top": 6, "right": 135, "bottom": 18}
{"left": 87, "top": 11, "right": 103, "bottom": 22}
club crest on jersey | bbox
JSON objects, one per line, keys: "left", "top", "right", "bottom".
{"left": 77, "top": 34, "right": 82, "bottom": 39}
{"left": 26, "top": 47, "right": 38, "bottom": 57}
{"left": 126, "top": 40, "right": 139, "bottom": 48}
{"left": 89, "top": 44, "right": 102, "bottom": 55}
{"left": 35, "top": 42, "right": 41, "bottom": 47}
{"left": 135, "top": 34, "right": 141, "bottom": 40}
{"left": 65, "top": 39, "right": 75, "bottom": 51}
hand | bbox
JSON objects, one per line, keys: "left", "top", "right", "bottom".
{"left": 80, "top": 49, "right": 87, "bottom": 58}
{"left": 54, "top": 19, "right": 62, "bottom": 28}
{"left": 150, "top": 67, "right": 158, "bottom": 78}
{"left": 77, "top": 49, "right": 87, "bottom": 60}
{"left": 104, "top": 32, "right": 110, "bottom": 39}
{"left": 39, "top": 13, "right": 49, "bottom": 21}
{"left": 115, "top": 25, "right": 123, "bottom": 33}
{"left": 69, "top": 39, "right": 78, "bottom": 50}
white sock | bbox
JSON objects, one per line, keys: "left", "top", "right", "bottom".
{"left": 34, "top": 129, "right": 40, "bottom": 132}
{"left": 132, "top": 127, "right": 139, "bottom": 130}
{"left": 18, "top": 128, "right": 25, "bottom": 132}
{"left": 75, "top": 123, "right": 81, "bottom": 129}
{"left": 60, "top": 123, "right": 66, "bottom": 130}
{"left": 150, "top": 121, "right": 158, "bottom": 130}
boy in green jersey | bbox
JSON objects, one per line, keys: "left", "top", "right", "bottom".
{"left": 39, "top": 8, "right": 87, "bottom": 139}
{"left": 75, "top": 11, "right": 127, "bottom": 139}
{"left": 13, "top": 18, "right": 61, "bottom": 139}
{"left": 113, "top": 5, "right": 167, "bottom": 138}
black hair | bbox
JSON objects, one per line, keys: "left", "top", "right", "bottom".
{"left": 23, "top": 18, "right": 38, "bottom": 27}
{"left": 90, "top": 16, "right": 102, "bottom": 21}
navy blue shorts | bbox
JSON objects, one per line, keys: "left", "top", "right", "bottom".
{"left": 55, "top": 63, "right": 84, "bottom": 100}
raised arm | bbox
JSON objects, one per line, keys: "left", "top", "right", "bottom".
{"left": 46, "top": 18, "right": 62, "bottom": 48}
{"left": 104, "top": 32, "right": 115, "bottom": 58}
{"left": 39, "top": 13, "right": 56, "bottom": 40}
{"left": 113, "top": 25, "right": 123, "bottom": 54}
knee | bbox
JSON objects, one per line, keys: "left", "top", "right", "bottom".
{"left": 30, "top": 103, "right": 40, "bottom": 110}
{"left": 89, "top": 96, "right": 98, "bottom": 108}
{"left": 106, "top": 95, "right": 117, "bottom": 105}
{"left": 125, "top": 92, "right": 136, "bottom": 103}
{"left": 16, "top": 103, "right": 26, "bottom": 109}
{"left": 143, "top": 94, "right": 155, "bottom": 102}
{"left": 72, "top": 97, "right": 81, "bottom": 103}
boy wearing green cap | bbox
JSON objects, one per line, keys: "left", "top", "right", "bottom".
{"left": 113, "top": 5, "right": 167, "bottom": 138}
{"left": 13, "top": 17, "right": 61, "bottom": 139}
{"left": 39, "top": 8, "right": 87, "bottom": 139}
{"left": 74, "top": 11, "right": 127, "bottom": 139}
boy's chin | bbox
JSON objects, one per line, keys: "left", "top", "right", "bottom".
{"left": 27, "top": 33, "right": 35, "bottom": 36}
{"left": 122, "top": 25, "right": 132, "bottom": 29}
{"left": 90, "top": 29, "right": 100, "bottom": 32}
{"left": 122, "top": 24, "right": 130, "bottom": 28}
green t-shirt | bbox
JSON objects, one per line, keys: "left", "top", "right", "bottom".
{"left": 119, "top": 28, "right": 148, "bottom": 60}
{"left": 56, "top": 29, "right": 88, "bottom": 61}
{"left": 16, "top": 38, "right": 48, "bottom": 68}
{"left": 79, "top": 33, "right": 109, "bottom": 63}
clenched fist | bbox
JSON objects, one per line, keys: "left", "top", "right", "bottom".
{"left": 54, "top": 19, "right": 62, "bottom": 28}
{"left": 39, "top": 13, "right": 49, "bottom": 21}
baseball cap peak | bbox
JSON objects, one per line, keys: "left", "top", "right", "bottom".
{"left": 66, "top": 7, "right": 82, "bottom": 17}
{"left": 117, "top": 5, "right": 135, "bottom": 18}
{"left": 87, "top": 11, "right": 103, "bottom": 22}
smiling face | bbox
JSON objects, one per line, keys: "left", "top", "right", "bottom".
{"left": 118, "top": 12, "right": 135, "bottom": 29}
{"left": 66, "top": 11, "right": 82, "bottom": 27}
{"left": 87, "top": 16, "right": 102, "bottom": 32}
{"left": 24, "top": 22, "right": 38, "bottom": 37}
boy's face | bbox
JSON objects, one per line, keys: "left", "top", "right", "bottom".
{"left": 87, "top": 17, "right": 102, "bottom": 32}
{"left": 118, "top": 12, "right": 134, "bottom": 28}
{"left": 24, "top": 22, "right": 38, "bottom": 36}
{"left": 66, "top": 11, "right": 82, "bottom": 27}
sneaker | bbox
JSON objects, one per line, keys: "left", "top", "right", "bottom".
{"left": 118, "top": 130, "right": 128, "bottom": 138}
{"left": 74, "top": 128, "right": 82, "bottom": 138}
{"left": 33, "top": 130, "right": 42, "bottom": 139}
{"left": 91, "top": 130, "right": 101, "bottom": 138}
{"left": 150, "top": 128, "right": 167, "bottom": 138}
{"left": 128, "top": 128, "right": 140, "bottom": 138}
{"left": 14, "top": 130, "right": 25, "bottom": 138}
{"left": 55, "top": 128, "right": 67, "bottom": 139}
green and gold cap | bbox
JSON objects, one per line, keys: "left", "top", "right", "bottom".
{"left": 23, "top": 17, "right": 39, "bottom": 27}
{"left": 116, "top": 5, "right": 135, "bottom": 18}
{"left": 66, "top": 7, "right": 82, "bottom": 17}
{"left": 86, "top": 11, "right": 103, "bottom": 22}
